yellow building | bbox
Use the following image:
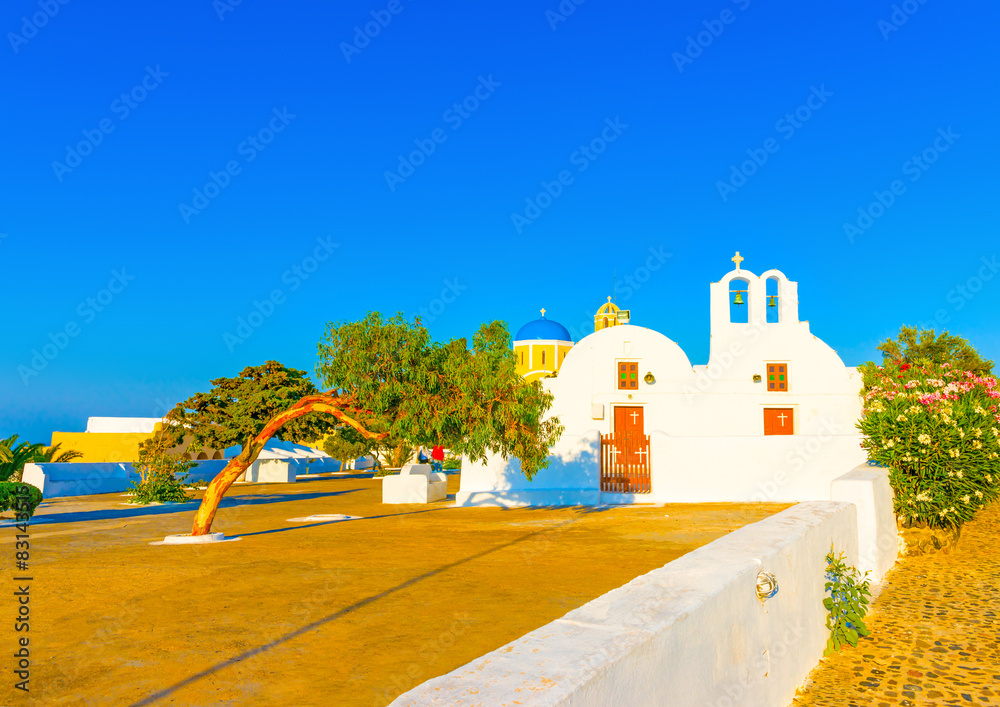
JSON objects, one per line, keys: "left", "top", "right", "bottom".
{"left": 513, "top": 309, "right": 574, "bottom": 383}
{"left": 594, "top": 296, "right": 630, "bottom": 331}
{"left": 51, "top": 417, "right": 225, "bottom": 463}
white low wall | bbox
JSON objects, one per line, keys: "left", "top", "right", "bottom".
{"left": 392, "top": 501, "right": 861, "bottom": 707}
{"left": 831, "top": 464, "right": 898, "bottom": 582}
{"left": 22, "top": 454, "right": 344, "bottom": 498}
{"left": 22, "top": 461, "right": 228, "bottom": 498}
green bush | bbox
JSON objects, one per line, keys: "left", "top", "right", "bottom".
{"left": 858, "top": 359, "right": 1000, "bottom": 528}
{"left": 443, "top": 458, "right": 461, "bottom": 470}
{"left": 129, "top": 436, "right": 195, "bottom": 505}
{"left": 0, "top": 483, "right": 43, "bottom": 519}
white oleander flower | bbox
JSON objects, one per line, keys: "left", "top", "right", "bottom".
{"left": 885, "top": 440, "right": 895, "bottom": 449}
{"left": 908, "top": 406, "right": 921, "bottom": 415}
{"left": 962, "top": 495, "right": 971, "bottom": 503}
{"left": 974, "top": 428, "right": 983, "bottom": 438}
{"left": 959, "top": 429, "right": 965, "bottom": 438}
{"left": 918, "top": 434, "right": 932, "bottom": 445}
{"left": 975, "top": 490, "right": 984, "bottom": 499}
{"left": 973, "top": 440, "right": 983, "bottom": 449}
{"left": 975, "top": 406, "right": 986, "bottom": 415}
{"left": 957, "top": 470, "right": 964, "bottom": 478}
{"left": 916, "top": 492, "right": 931, "bottom": 502}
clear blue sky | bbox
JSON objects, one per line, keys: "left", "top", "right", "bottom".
{"left": 2, "top": 0, "right": 998, "bottom": 443}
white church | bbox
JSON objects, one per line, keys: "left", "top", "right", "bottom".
{"left": 457, "top": 253, "right": 867, "bottom": 506}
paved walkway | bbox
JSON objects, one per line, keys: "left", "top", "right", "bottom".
{"left": 792, "top": 503, "right": 1000, "bottom": 706}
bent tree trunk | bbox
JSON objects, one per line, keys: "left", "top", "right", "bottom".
{"left": 190, "top": 395, "right": 385, "bottom": 536}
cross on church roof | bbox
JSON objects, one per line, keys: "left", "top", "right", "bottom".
{"left": 540, "top": 308, "right": 546, "bottom": 317}
{"left": 731, "top": 251, "right": 744, "bottom": 270}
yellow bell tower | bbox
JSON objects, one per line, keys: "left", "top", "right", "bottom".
{"left": 594, "top": 297, "right": 630, "bottom": 332}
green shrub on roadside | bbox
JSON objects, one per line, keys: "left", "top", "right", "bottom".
{"left": 823, "top": 548, "right": 871, "bottom": 655}
{"left": 129, "top": 436, "right": 196, "bottom": 505}
{"left": 0, "top": 483, "right": 43, "bottom": 518}
{"left": 858, "top": 359, "right": 1000, "bottom": 529}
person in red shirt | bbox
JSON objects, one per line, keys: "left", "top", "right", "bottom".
{"left": 431, "top": 444, "right": 445, "bottom": 472}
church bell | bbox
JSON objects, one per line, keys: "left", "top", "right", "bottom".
{"left": 768, "top": 295, "right": 777, "bottom": 308}
{"left": 732, "top": 291, "right": 744, "bottom": 306}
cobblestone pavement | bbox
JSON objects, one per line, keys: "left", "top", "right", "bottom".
{"left": 792, "top": 503, "right": 1000, "bottom": 706}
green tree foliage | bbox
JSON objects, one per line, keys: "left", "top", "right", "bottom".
{"left": 163, "top": 361, "right": 339, "bottom": 453}
{"left": 322, "top": 427, "right": 374, "bottom": 468}
{"left": 0, "top": 437, "right": 84, "bottom": 482}
{"left": 34, "top": 443, "right": 83, "bottom": 463}
{"left": 860, "top": 326, "right": 993, "bottom": 389}
{"left": 316, "top": 313, "right": 562, "bottom": 479}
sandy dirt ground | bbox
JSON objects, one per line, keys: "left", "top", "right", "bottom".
{"left": 1, "top": 473, "right": 790, "bottom": 706}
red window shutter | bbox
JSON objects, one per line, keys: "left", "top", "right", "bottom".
{"left": 767, "top": 363, "right": 789, "bottom": 392}
{"left": 618, "top": 362, "right": 638, "bottom": 390}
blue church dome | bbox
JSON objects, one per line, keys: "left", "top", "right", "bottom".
{"left": 515, "top": 314, "right": 572, "bottom": 342}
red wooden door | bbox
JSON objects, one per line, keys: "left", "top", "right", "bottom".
{"left": 614, "top": 407, "right": 646, "bottom": 465}
{"left": 763, "top": 408, "right": 794, "bottom": 435}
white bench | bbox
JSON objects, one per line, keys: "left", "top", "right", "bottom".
{"left": 382, "top": 464, "right": 448, "bottom": 504}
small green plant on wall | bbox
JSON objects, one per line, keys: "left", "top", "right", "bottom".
{"left": 823, "top": 548, "right": 871, "bottom": 655}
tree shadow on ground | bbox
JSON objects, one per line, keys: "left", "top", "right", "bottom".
{"left": 235, "top": 505, "right": 456, "bottom": 537}
{"left": 497, "top": 504, "right": 618, "bottom": 516}
{"left": 129, "top": 516, "right": 580, "bottom": 707}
